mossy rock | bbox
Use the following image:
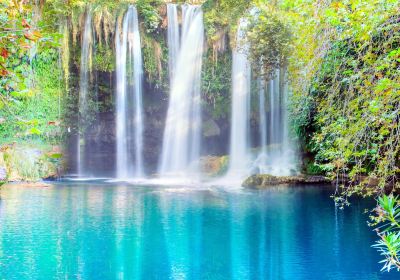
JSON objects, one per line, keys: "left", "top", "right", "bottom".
{"left": 0, "top": 144, "right": 62, "bottom": 182}
{"left": 200, "top": 155, "right": 229, "bottom": 176}
{"left": 242, "top": 174, "right": 331, "bottom": 189}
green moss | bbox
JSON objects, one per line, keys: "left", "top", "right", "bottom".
{"left": 142, "top": 32, "right": 168, "bottom": 90}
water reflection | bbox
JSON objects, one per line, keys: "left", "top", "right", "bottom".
{"left": 0, "top": 183, "right": 397, "bottom": 279}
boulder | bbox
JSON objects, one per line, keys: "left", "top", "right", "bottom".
{"left": 203, "top": 119, "right": 221, "bottom": 137}
{"left": 0, "top": 144, "right": 63, "bottom": 182}
{"left": 242, "top": 174, "right": 331, "bottom": 189}
{"left": 199, "top": 155, "right": 229, "bottom": 176}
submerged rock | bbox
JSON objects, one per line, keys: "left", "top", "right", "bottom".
{"left": 242, "top": 174, "right": 330, "bottom": 189}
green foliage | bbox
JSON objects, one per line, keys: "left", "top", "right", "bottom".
{"left": 0, "top": 49, "right": 63, "bottom": 144}
{"left": 93, "top": 44, "right": 115, "bottom": 72}
{"left": 309, "top": 19, "right": 400, "bottom": 196}
{"left": 0, "top": 1, "right": 62, "bottom": 144}
{"left": 202, "top": 0, "right": 250, "bottom": 44}
{"left": 267, "top": 0, "right": 400, "bottom": 195}
{"left": 201, "top": 49, "right": 232, "bottom": 119}
{"left": 136, "top": 0, "right": 163, "bottom": 34}
{"left": 142, "top": 32, "right": 168, "bottom": 89}
{"left": 247, "top": 4, "right": 291, "bottom": 80}
{"left": 3, "top": 147, "right": 42, "bottom": 181}
{"left": 303, "top": 158, "right": 324, "bottom": 176}
{"left": 370, "top": 195, "right": 400, "bottom": 272}
{"left": 2, "top": 144, "right": 60, "bottom": 181}
{"left": 0, "top": 1, "right": 40, "bottom": 78}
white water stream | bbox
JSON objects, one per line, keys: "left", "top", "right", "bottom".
{"left": 159, "top": 5, "right": 204, "bottom": 180}
{"left": 115, "top": 6, "right": 144, "bottom": 179}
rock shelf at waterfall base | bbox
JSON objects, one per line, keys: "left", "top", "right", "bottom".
{"left": 242, "top": 174, "right": 331, "bottom": 189}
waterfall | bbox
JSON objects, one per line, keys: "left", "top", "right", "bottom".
{"left": 158, "top": 5, "right": 204, "bottom": 178}
{"left": 226, "top": 19, "right": 251, "bottom": 178}
{"left": 115, "top": 6, "right": 144, "bottom": 179}
{"left": 255, "top": 70, "right": 297, "bottom": 175}
{"left": 258, "top": 78, "right": 267, "bottom": 157}
{"left": 167, "top": 4, "right": 180, "bottom": 81}
{"left": 226, "top": 19, "right": 297, "bottom": 180}
{"left": 77, "top": 11, "right": 93, "bottom": 176}
{"left": 269, "top": 70, "right": 281, "bottom": 145}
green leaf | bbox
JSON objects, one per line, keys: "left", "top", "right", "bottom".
{"left": 49, "top": 153, "right": 63, "bottom": 159}
{"left": 29, "top": 127, "right": 41, "bottom": 135}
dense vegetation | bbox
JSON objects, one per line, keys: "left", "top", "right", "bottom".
{"left": 0, "top": 1, "right": 62, "bottom": 144}
{"left": 1, "top": 0, "right": 399, "bottom": 271}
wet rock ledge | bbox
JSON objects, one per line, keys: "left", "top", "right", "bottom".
{"left": 242, "top": 174, "right": 331, "bottom": 189}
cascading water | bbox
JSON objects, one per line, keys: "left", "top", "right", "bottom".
{"left": 115, "top": 6, "right": 144, "bottom": 179}
{"left": 256, "top": 78, "right": 268, "bottom": 164}
{"left": 167, "top": 4, "right": 180, "bottom": 81}
{"left": 255, "top": 70, "right": 297, "bottom": 175}
{"left": 158, "top": 5, "right": 204, "bottom": 179}
{"left": 226, "top": 18, "right": 251, "bottom": 179}
{"left": 77, "top": 11, "right": 93, "bottom": 176}
{"left": 226, "top": 18, "right": 297, "bottom": 181}
{"left": 269, "top": 70, "right": 281, "bottom": 145}
{"left": 259, "top": 79, "right": 267, "bottom": 154}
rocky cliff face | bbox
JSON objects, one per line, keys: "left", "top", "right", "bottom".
{"left": 67, "top": 106, "right": 231, "bottom": 176}
{"left": 64, "top": 15, "right": 234, "bottom": 176}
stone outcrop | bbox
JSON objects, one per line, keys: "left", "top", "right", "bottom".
{"left": 0, "top": 144, "right": 63, "bottom": 183}
{"left": 199, "top": 155, "right": 229, "bottom": 176}
{"left": 242, "top": 174, "right": 331, "bottom": 189}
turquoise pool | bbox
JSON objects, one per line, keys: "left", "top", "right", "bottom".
{"left": 0, "top": 182, "right": 398, "bottom": 279}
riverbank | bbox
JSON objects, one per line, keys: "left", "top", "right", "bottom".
{"left": 242, "top": 174, "right": 331, "bottom": 189}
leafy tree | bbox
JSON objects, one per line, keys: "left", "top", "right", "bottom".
{"left": 247, "top": 4, "right": 291, "bottom": 80}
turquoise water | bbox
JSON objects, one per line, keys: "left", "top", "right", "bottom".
{"left": 0, "top": 182, "right": 398, "bottom": 280}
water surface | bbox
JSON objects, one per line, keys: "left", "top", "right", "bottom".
{"left": 0, "top": 182, "right": 398, "bottom": 279}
